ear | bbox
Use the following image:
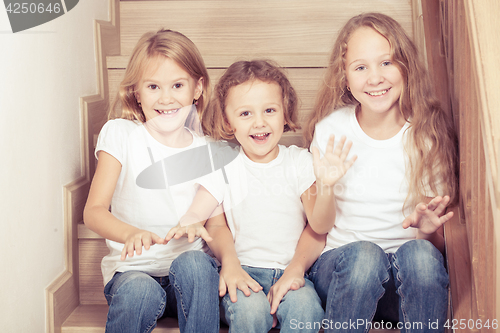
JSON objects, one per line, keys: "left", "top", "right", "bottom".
{"left": 135, "top": 92, "right": 141, "bottom": 104}
{"left": 194, "top": 77, "right": 204, "bottom": 100}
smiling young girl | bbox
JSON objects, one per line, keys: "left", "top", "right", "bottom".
{"left": 83, "top": 29, "right": 219, "bottom": 333}
{"left": 304, "top": 13, "right": 458, "bottom": 332}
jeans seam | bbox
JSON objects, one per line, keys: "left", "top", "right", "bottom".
{"left": 169, "top": 269, "right": 188, "bottom": 322}
{"left": 393, "top": 254, "right": 409, "bottom": 332}
{"left": 143, "top": 297, "right": 165, "bottom": 333}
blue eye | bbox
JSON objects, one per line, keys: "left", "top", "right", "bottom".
{"left": 265, "top": 108, "right": 276, "bottom": 113}
{"left": 381, "top": 61, "right": 392, "bottom": 66}
{"left": 148, "top": 84, "right": 159, "bottom": 90}
{"left": 355, "top": 65, "right": 366, "bottom": 71}
{"left": 240, "top": 111, "right": 250, "bottom": 117}
{"left": 173, "top": 83, "right": 183, "bottom": 89}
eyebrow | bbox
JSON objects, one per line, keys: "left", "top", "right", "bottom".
{"left": 141, "top": 76, "right": 190, "bottom": 83}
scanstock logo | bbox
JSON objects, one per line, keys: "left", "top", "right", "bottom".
{"left": 4, "top": 0, "right": 79, "bottom": 33}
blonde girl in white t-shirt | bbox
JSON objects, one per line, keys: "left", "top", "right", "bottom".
{"left": 303, "top": 13, "right": 458, "bottom": 333}
{"left": 83, "top": 29, "right": 219, "bottom": 333}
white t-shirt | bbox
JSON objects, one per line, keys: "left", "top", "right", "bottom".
{"left": 201, "top": 145, "right": 316, "bottom": 269}
{"left": 311, "top": 105, "right": 416, "bottom": 253}
{"left": 96, "top": 119, "right": 211, "bottom": 285}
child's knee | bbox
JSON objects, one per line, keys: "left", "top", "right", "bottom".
{"left": 340, "top": 241, "right": 389, "bottom": 283}
{"left": 170, "top": 251, "right": 217, "bottom": 282}
{"left": 395, "top": 239, "right": 449, "bottom": 288}
{"left": 107, "top": 271, "right": 165, "bottom": 307}
{"left": 222, "top": 290, "right": 272, "bottom": 325}
{"left": 279, "top": 282, "right": 324, "bottom": 323}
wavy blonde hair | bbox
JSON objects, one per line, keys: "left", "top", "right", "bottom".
{"left": 109, "top": 29, "right": 210, "bottom": 127}
{"left": 201, "top": 60, "right": 300, "bottom": 140}
{"left": 304, "top": 12, "right": 458, "bottom": 207}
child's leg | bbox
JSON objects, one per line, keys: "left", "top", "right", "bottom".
{"left": 392, "top": 239, "right": 449, "bottom": 333}
{"left": 104, "top": 270, "right": 174, "bottom": 333}
{"left": 308, "top": 241, "right": 390, "bottom": 333}
{"left": 169, "top": 250, "right": 220, "bottom": 333}
{"left": 220, "top": 266, "right": 274, "bottom": 333}
{"left": 276, "top": 277, "right": 324, "bottom": 333}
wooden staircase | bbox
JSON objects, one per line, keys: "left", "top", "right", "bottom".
{"left": 46, "top": 0, "right": 500, "bottom": 332}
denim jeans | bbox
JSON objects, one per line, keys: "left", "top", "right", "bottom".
{"left": 104, "top": 250, "right": 220, "bottom": 333}
{"left": 221, "top": 265, "right": 324, "bottom": 333}
{"left": 308, "top": 240, "right": 449, "bottom": 333}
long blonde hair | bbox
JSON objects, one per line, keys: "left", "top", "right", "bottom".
{"left": 304, "top": 13, "right": 458, "bottom": 207}
{"left": 109, "top": 29, "right": 210, "bottom": 127}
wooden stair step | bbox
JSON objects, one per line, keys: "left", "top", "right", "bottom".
{"left": 62, "top": 304, "right": 398, "bottom": 333}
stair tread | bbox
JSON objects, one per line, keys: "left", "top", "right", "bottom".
{"left": 62, "top": 304, "right": 398, "bottom": 333}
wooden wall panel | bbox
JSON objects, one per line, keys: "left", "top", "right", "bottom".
{"left": 425, "top": 0, "right": 499, "bottom": 330}
{"left": 119, "top": 0, "right": 413, "bottom": 62}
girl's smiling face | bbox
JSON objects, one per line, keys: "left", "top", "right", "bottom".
{"left": 224, "top": 80, "right": 285, "bottom": 163}
{"left": 345, "top": 27, "right": 403, "bottom": 118}
{"left": 135, "top": 56, "right": 202, "bottom": 136}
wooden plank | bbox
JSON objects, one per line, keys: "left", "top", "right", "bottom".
{"left": 107, "top": 54, "right": 330, "bottom": 70}
{"left": 79, "top": 240, "right": 109, "bottom": 305}
{"left": 62, "top": 304, "right": 396, "bottom": 332}
{"left": 120, "top": 0, "right": 413, "bottom": 58}
{"left": 444, "top": 207, "right": 473, "bottom": 332}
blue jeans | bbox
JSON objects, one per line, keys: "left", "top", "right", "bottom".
{"left": 308, "top": 240, "right": 449, "bottom": 333}
{"left": 104, "top": 251, "right": 220, "bottom": 333}
{"left": 221, "top": 265, "right": 324, "bottom": 333}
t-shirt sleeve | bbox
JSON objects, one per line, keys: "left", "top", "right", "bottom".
{"left": 292, "top": 146, "right": 316, "bottom": 196}
{"left": 310, "top": 123, "right": 327, "bottom": 157}
{"left": 197, "top": 170, "right": 225, "bottom": 205}
{"left": 95, "top": 120, "right": 128, "bottom": 165}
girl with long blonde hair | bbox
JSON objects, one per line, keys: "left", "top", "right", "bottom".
{"left": 305, "top": 13, "right": 458, "bottom": 332}
{"left": 84, "top": 29, "right": 219, "bottom": 333}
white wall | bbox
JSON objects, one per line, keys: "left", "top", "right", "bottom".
{"left": 0, "top": 2, "right": 109, "bottom": 331}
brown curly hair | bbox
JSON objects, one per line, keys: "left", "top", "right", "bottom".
{"left": 202, "top": 60, "right": 300, "bottom": 140}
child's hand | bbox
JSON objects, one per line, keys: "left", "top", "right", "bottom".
{"left": 121, "top": 230, "right": 165, "bottom": 261}
{"left": 219, "top": 262, "right": 262, "bottom": 303}
{"left": 165, "top": 222, "right": 213, "bottom": 244}
{"left": 402, "top": 195, "right": 454, "bottom": 234}
{"left": 267, "top": 269, "right": 305, "bottom": 327}
{"left": 312, "top": 135, "right": 357, "bottom": 188}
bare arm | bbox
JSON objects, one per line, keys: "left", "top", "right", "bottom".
{"left": 83, "top": 151, "right": 165, "bottom": 259}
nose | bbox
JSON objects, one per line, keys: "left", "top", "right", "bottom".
{"left": 159, "top": 89, "right": 173, "bottom": 104}
{"left": 367, "top": 68, "right": 384, "bottom": 85}
{"left": 253, "top": 112, "right": 265, "bottom": 128}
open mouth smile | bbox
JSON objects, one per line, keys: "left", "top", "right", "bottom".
{"left": 250, "top": 133, "right": 270, "bottom": 143}
{"left": 155, "top": 108, "right": 180, "bottom": 115}
{"left": 366, "top": 88, "right": 390, "bottom": 96}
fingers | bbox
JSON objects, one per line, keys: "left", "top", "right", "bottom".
{"left": 345, "top": 153, "right": 357, "bottom": 170}
{"left": 151, "top": 233, "right": 165, "bottom": 245}
{"left": 227, "top": 282, "right": 238, "bottom": 303}
{"left": 325, "top": 135, "right": 336, "bottom": 155}
{"left": 311, "top": 147, "right": 320, "bottom": 166}
{"left": 219, "top": 276, "right": 228, "bottom": 298}
{"left": 198, "top": 227, "right": 214, "bottom": 243}
{"left": 268, "top": 286, "right": 286, "bottom": 315}
{"left": 272, "top": 314, "right": 278, "bottom": 328}
{"left": 165, "top": 226, "right": 179, "bottom": 242}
